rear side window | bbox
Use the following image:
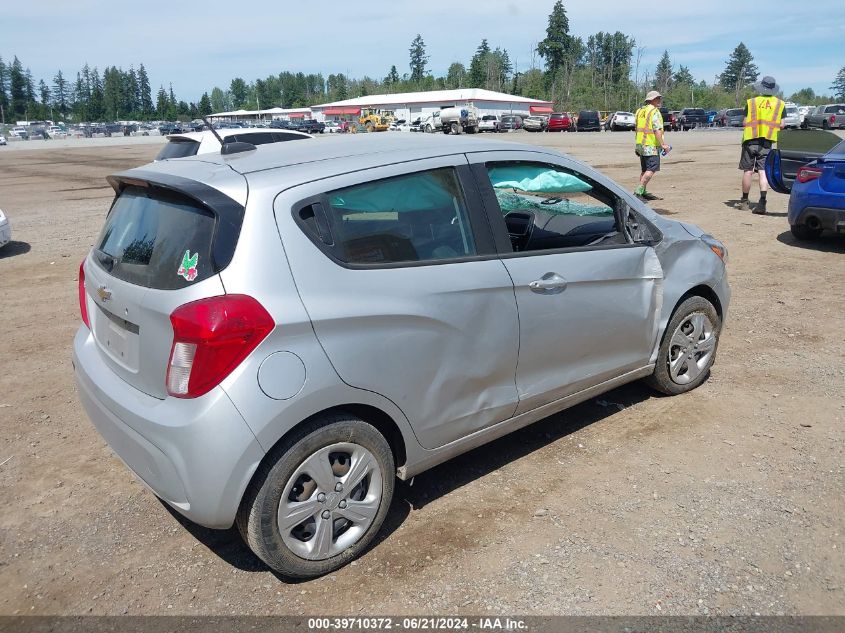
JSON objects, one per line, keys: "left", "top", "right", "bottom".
{"left": 94, "top": 187, "right": 217, "bottom": 289}
{"left": 156, "top": 138, "right": 200, "bottom": 160}
{"left": 298, "top": 168, "right": 478, "bottom": 265}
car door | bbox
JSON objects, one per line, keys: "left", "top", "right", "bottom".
{"left": 273, "top": 155, "right": 520, "bottom": 449}
{"left": 468, "top": 150, "right": 664, "bottom": 415}
{"left": 765, "top": 129, "right": 843, "bottom": 193}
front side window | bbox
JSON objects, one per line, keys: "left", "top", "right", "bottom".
{"left": 484, "top": 162, "right": 625, "bottom": 252}
{"left": 301, "top": 168, "right": 478, "bottom": 265}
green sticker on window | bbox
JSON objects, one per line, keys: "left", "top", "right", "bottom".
{"left": 177, "top": 250, "right": 198, "bottom": 282}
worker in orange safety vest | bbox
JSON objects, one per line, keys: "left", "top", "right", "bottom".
{"left": 738, "top": 75, "right": 785, "bottom": 214}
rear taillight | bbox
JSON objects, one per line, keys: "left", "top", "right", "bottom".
{"left": 796, "top": 166, "right": 823, "bottom": 183}
{"left": 166, "top": 295, "right": 274, "bottom": 398}
{"left": 831, "top": 115, "right": 836, "bottom": 125}
{"left": 79, "top": 260, "right": 90, "bottom": 329}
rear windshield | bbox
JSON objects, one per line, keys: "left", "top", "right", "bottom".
{"left": 825, "top": 105, "right": 845, "bottom": 114}
{"left": 156, "top": 138, "right": 200, "bottom": 160}
{"left": 482, "top": 115, "right": 497, "bottom": 121}
{"left": 687, "top": 109, "right": 706, "bottom": 115}
{"left": 785, "top": 107, "right": 798, "bottom": 115}
{"left": 94, "top": 186, "right": 218, "bottom": 290}
{"left": 727, "top": 109, "right": 744, "bottom": 116}
{"left": 550, "top": 113, "right": 565, "bottom": 119}
{"left": 579, "top": 111, "right": 598, "bottom": 118}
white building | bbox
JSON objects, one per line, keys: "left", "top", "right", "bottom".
{"left": 208, "top": 107, "right": 312, "bottom": 122}
{"left": 311, "top": 88, "right": 554, "bottom": 122}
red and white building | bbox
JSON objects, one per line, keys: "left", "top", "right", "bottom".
{"left": 311, "top": 88, "right": 554, "bottom": 123}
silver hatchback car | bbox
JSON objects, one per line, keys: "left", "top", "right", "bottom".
{"left": 74, "top": 134, "right": 730, "bottom": 579}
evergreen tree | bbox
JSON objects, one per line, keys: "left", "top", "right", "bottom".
{"left": 198, "top": 92, "right": 212, "bottom": 116}
{"left": 673, "top": 65, "right": 694, "bottom": 86}
{"left": 409, "top": 34, "right": 428, "bottom": 84}
{"left": 89, "top": 68, "right": 104, "bottom": 120}
{"left": 0, "top": 57, "right": 9, "bottom": 121}
{"left": 446, "top": 62, "right": 467, "bottom": 89}
{"left": 73, "top": 72, "right": 87, "bottom": 121}
{"left": 832, "top": 66, "right": 845, "bottom": 100}
{"left": 230, "top": 77, "right": 247, "bottom": 108}
{"left": 468, "top": 40, "right": 491, "bottom": 88}
{"left": 156, "top": 86, "right": 169, "bottom": 119}
{"left": 126, "top": 66, "right": 140, "bottom": 116}
{"left": 383, "top": 65, "right": 400, "bottom": 91}
{"left": 654, "top": 50, "right": 673, "bottom": 94}
{"left": 9, "top": 57, "right": 27, "bottom": 118}
{"left": 137, "top": 64, "right": 153, "bottom": 117}
{"left": 38, "top": 79, "right": 51, "bottom": 119}
{"left": 210, "top": 87, "right": 226, "bottom": 113}
{"left": 537, "top": 0, "right": 575, "bottom": 75}
{"left": 52, "top": 70, "right": 69, "bottom": 118}
{"left": 719, "top": 42, "right": 758, "bottom": 92}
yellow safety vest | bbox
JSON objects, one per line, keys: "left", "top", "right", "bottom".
{"left": 743, "top": 96, "right": 784, "bottom": 142}
{"left": 635, "top": 105, "right": 663, "bottom": 147}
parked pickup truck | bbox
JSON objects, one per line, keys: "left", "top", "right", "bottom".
{"left": 802, "top": 104, "right": 845, "bottom": 130}
{"left": 677, "top": 108, "right": 708, "bottom": 130}
{"left": 293, "top": 119, "right": 325, "bottom": 134}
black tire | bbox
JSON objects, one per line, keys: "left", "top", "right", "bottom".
{"left": 822, "top": 120, "right": 829, "bottom": 130}
{"left": 237, "top": 414, "right": 395, "bottom": 580}
{"left": 450, "top": 122, "right": 460, "bottom": 134}
{"left": 645, "top": 296, "right": 721, "bottom": 396}
{"left": 790, "top": 223, "right": 822, "bottom": 240}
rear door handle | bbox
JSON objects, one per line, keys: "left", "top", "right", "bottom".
{"left": 529, "top": 273, "right": 568, "bottom": 294}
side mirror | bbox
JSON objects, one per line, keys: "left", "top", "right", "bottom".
{"left": 765, "top": 149, "right": 790, "bottom": 194}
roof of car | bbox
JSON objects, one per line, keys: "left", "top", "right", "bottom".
{"left": 169, "top": 133, "right": 555, "bottom": 175}
{"left": 166, "top": 128, "right": 312, "bottom": 142}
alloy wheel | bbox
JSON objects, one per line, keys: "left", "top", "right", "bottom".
{"left": 278, "top": 443, "right": 383, "bottom": 560}
{"left": 666, "top": 312, "right": 716, "bottom": 385}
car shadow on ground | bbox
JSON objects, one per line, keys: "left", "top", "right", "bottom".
{"left": 0, "top": 241, "right": 31, "bottom": 259}
{"left": 164, "top": 382, "right": 655, "bottom": 580}
{"left": 776, "top": 230, "right": 845, "bottom": 253}
{"left": 397, "top": 382, "right": 654, "bottom": 513}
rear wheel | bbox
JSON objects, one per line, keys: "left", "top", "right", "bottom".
{"left": 237, "top": 414, "right": 395, "bottom": 579}
{"left": 450, "top": 122, "right": 460, "bottom": 134}
{"left": 790, "top": 223, "right": 822, "bottom": 240}
{"left": 822, "top": 120, "right": 830, "bottom": 130}
{"left": 424, "top": 124, "right": 432, "bottom": 134}
{"left": 645, "top": 296, "right": 721, "bottom": 395}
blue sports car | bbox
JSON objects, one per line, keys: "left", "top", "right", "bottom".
{"left": 766, "top": 129, "right": 845, "bottom": 240}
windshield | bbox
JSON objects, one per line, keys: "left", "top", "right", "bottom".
{"left": 827, "top": 139, "right": 845, "bottom": 158}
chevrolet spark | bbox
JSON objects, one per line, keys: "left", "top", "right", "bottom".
{"left": 74, "top": 134, "right": 730, "bottom": 579}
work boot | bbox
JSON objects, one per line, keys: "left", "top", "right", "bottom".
{"left": 738, "top": 199, "right": 751, "bottom": 211}
{"left": 753, "top": 199, "right": 767, "bottom": 215}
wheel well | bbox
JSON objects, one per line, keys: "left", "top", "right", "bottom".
{"left": 676, "top": 284, "right": 723, "bottom": 321}
{"left": 260, "top": 404, "right": 408, "bottom": 472}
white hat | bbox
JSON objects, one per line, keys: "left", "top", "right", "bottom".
{"left": 644, "top": 90, "right": 662, "bottom": 102}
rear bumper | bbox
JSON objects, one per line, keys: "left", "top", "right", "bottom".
{"left": 790, "top": 205, "right": 845, "bottom": 233}
{"left": 73, "top": 327, "right": 265, "bottom": 528}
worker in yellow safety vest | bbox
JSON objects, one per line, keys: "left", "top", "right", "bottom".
{"left": 634, "top": 90, "right": 672, "bottom": 201}
{"left": 738, "top": 75, "right": 785, "bottom": 214}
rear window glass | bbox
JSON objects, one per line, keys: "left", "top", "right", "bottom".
{"left": 727, "top": 109, "right": 744, "bottom": 116}
{"left": 825, "top": 105, "right": 845, "bottom": 114}
{"left": 94, "top": 187, "right": 217, "bottom": 289}
{"left": 156, "top": 138, "right": 200, "bottom": 160}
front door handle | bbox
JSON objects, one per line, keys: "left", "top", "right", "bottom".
{"left": 528, "top": 273, "right": 568, "bottom": 294}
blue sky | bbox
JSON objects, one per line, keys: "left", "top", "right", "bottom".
{"left": 3, "top": 1, "right": 841, "bottom": 103}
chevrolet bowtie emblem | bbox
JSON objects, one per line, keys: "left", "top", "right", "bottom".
{"left": 97, "top": 286, "right": 112, "bottom": 302}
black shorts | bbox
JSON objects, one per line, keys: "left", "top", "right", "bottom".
{"left": 639, "top": 154, "right": 660, "bottom": 173}
{"left": 739, "top": 139, "right": 773, "bottom": 171}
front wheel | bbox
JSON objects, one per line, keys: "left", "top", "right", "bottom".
{"left": 645, "top": 296, "right": 721, "bottom": 395}
{"left": 424, "top": 124, "right": 432, "bottom": 134}
{"left": 237, "top": 414, "right": 395, "bottom": 579}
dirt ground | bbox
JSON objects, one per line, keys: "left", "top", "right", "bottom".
{"left": 0, "top": 129, "right": 843, "bottom": 616}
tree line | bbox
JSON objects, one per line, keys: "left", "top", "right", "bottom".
{"left": 2, "top": 0, "right": 844, "bottom": 124}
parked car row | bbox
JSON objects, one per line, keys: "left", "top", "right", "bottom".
{"left": 801, "top": 104, "right": 845, "bottom": 130}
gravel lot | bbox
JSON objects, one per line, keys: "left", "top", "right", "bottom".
{"left": 0, "top": 129, "right": 843, "bottom": 616}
